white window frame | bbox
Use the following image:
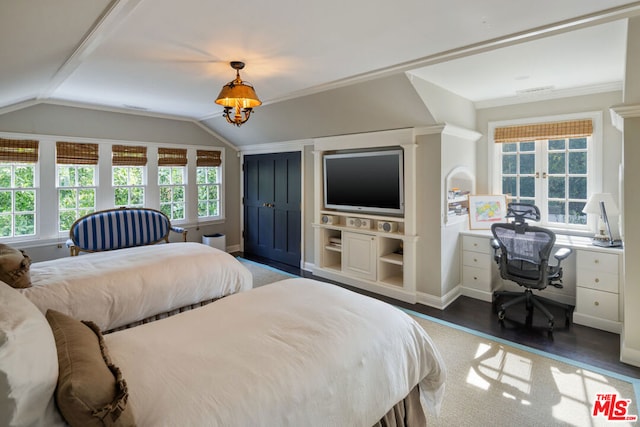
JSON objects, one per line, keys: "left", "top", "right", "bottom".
{"left": 196, "top": 165, "right": 221, "bottom": 219}
{"left": 56, "top": 164, "right": 98, "bottom": 233}
{"left": 488, "top": 111, "right": 603, "bottom": 234}
{"left": 158, "top": 165, "right": 187, "bottom": 221}
{"left": 112, "top": 165, "right": 146, "bottom": 208}
{"left": 0, "top": 162, "right": 38, "bottom": 239}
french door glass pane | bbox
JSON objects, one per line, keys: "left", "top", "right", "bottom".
{"left": 548, "top": 201, "right": 566, "bottom": 223}
{"left": 520, "top": 142, "right": 535, "bottom": 151}
{"left": 569, "top": 137, "right": 587, "bottom": 149}
{"left": 548, "top": 153, "right": 565, "bottom": 174}
{"left": 502, "top": 155, "right": 516, "bottom": 174}
{"left": 503, "top": 177, "right": 516, "bottom": 196}
{"left": 520, "top": 176, "right": 535, "bottom": 198}
{"left": 569, "top": 152, "right": 587, "bottom": 174}
{"left": 549, "top": 139, "right": 565, "bottom": 150}
{"left": 569, "top": 177, "right": 587, "bottom": 199}
{"left": 519, "top": 154, "right": 535, "bottom": 174}
{"left": 548, "top": 177, "right": 565, "bottom": 198}
{"left": 568, "top": 201, "right": 587, "bottom": 224}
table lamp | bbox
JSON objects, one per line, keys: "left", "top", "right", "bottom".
{"left": 582, "top": 193, "right": 622, "bottom": 247}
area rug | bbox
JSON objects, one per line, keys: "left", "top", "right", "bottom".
{"left": 405, "top": 309, "right": 640, "bottom": 427}
{"left": 236, "top": 257, "right": 298, "bottom": 288}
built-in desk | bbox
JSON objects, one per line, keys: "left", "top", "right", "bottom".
{"left": 459, "top": 230, "right": 624, "bottom": 333}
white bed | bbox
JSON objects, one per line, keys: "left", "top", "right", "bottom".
{"left": 1, "top": 277, "right": 445, "bottom": 427}
{"left": 19, "top": 242, "right": 253, "bottom": 332}
{"left": 106, "top": 278, "right": 446, "bottom": 426}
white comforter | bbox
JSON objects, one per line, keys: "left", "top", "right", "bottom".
{"left": 20, "top": 242, "right": 252, "bottom": 332}
{"left": 105, "top": 278, "right": 446, "bottom": 427}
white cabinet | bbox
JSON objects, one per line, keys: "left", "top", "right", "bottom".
{"left": 460, "top": 235, "right": 497, "bottom": 301}
{"left": 574, "top": 249, "right": 622, "bottom": 333}
{"left": 342, "top": 231, "right": 377, "bottom": 280}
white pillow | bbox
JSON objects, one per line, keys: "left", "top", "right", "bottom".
{"left": 0, "top": 282, "right": 63, "bottom": 426}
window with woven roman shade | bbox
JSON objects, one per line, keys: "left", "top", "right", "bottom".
{"left": 112, "top": 145, "right": 147, "bottom": 166}
{"left": 56, "top": 142, "right": 98, "bottom": 232}
{"left": 112, "top": 145, "right": 147, "bottom": 208}
{"left": 158, "top": 148, "right": 187, "bottom": 166}
{"left": 0, "top": 139, "right": 39, "bottom": 237}
{"left": 491, "top": 115, "right": 599, "bottom": 232}
{"left": 158, "top": 148, "right": 187, "bottom": 221}
{"left": 0, "top": 138, "right": 39, "bottom": 163}
{"left": 494, "top": 119, "right": 593, "bottom": 143}
{"left": 196, "top": 150, "right": 222, "bottom": 218}
{"left": 196, "top": 150, "right": 221, "bottom": 167}
{"left": 56, "top": 142, "right": 99, "bottom": 165}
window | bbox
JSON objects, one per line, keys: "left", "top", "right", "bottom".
{"left": 492, "top": 118, "right": 595, "bottom": 230}
{"left": 0, "top": 139, "right": 38, "bottom": 238}
{"left": 112, "top": 145, "right": 147, "bottom": 207}
{"left": 196, "top": 150, "right": 222, "bottom": 218}
{"left": 56, "top": 142, "right": 98, "bottom": 232}
{"left": 158, "top": 147, "right": 187, "bottom": 221}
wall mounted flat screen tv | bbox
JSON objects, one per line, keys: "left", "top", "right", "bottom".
{"left": 323, "top": 149, "right": 404, "bottom": 216}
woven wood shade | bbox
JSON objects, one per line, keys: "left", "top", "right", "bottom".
{"left": 0, "top": 138, "right": 39, "bottom": 163}
{"left": 494, "top": 119, "right": 593, "bottom": 143}
{"left": 196, "top": 150, "right": 221, "bottom": 167}
{"left": 112, "top": 145, "right": 148, "bottom": 166}
{"left": 158, "top": 147, "right": 187, "bottom": 166}
{"left": 56, "top": 141, "right": 99, "bottom": 165}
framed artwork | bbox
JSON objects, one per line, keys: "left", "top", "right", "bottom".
{"left": 468, "top": 195, "right": 507, "bottom": 229}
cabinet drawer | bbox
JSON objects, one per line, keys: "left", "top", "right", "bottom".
{"left": 577, "top": 270, "right": 618, "bottom": 293}
{"left": 462, "top": 265, "right": 491, "bottom": 290}
{"left": 463, "top": 250, "right": 490, "bottom": 269}
{"left": 576, "top": 288, "right": 619, "bottom": 322}
{"left": 577, "top": 251, "right": 618, "bottom": 275}
{"left": 463, "top": 236, "right": 491, "bottom": 254}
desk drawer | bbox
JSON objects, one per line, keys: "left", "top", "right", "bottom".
{"left": 463, "top": 265, "right": 491, "bottom": 290}
{"left": 577, "top": 270, "right": 618, "bottom": 293}
{"left": 463, "top": 250, "right": 490, "bottom": 269}
{"left": 576, "top": 288, "right": 619, "bottom": 322}
{"left": 463, "top": 236, "right": 491, "bottom": 254}
{"left": 577, "top": 251, "right": 618, "bottom": 275}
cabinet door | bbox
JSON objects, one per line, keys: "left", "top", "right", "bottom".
{"left": 342, "top": 232, "right": 377, "bottom": 280}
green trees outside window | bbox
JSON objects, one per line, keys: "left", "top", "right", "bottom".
{"left": 0, "top": 164, "right": 36, "bottom": 237}
{"left": 196, "top": 166, "right": 220, "bottom": 218}
{"left": 500, "top": 137, "right": 588, "bottom": 228}
{"left": 158, "top": 166, "right": 185, "bottom": 220}
{"left": 113, "top": 166, "right": 144, "bottom": 207}
{"left": 57, "top": 165, "right": 96, "bottom": 232}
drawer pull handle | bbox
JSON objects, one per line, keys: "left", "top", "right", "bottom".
{"left": 473, "top": 243, "right": 478, "bottom": 247}
{"left": 594, "top": 301, "right": 600, "bottom": 306}
{"left": 473, "top": 258, "right": 478, "bottom": 262}
{"left": 594, "top": 278, "right": 600, "bottom": 284}
{"left": 594, "top": 259, "right": 600, "bottom": 264}
{"left": 473, "top": 276, "right": 478, "bottom": 280}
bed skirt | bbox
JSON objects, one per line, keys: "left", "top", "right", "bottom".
{"left": 103, "top": 297, "right": 219, "bottom": 334}
{"left": 373, "top": 385, "right": 426, "bottom": 427}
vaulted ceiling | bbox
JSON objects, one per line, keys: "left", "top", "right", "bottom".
{"left": 2, "top": 0, "right": 639, "bottom": 146}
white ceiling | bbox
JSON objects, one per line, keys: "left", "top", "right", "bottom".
{"left": 1, "top": 0, "right": 639, "bottom": 144}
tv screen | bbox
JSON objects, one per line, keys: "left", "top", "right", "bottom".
{"left": 323, "top": 149, "right": 404, "bottom": 215}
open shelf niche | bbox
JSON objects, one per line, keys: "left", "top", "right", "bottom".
{"left": 444, "top": 166, "right": 475, "bottom": 226}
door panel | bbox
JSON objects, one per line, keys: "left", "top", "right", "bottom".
{"left": 244, "top": 152, "right": 301, "bottom": 267}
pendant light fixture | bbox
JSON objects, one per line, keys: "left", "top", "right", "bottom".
{"left": 215, "top": 61, "right": 261, "bottom": 127}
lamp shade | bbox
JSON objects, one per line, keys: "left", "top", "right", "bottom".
{"left": 582, "top": 193, "right": 619, "bottom": 215}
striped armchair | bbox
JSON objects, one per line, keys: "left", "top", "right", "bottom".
{"left": 66, "top": 207, "right": 187, "bottom": 256}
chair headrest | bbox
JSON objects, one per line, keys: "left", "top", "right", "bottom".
{"left": 506, "top": 203, "right": 540, "bottom": 224}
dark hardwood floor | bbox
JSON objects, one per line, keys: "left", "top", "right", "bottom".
{"left": 238, "top": 253, "right": 640, "bottom": 379}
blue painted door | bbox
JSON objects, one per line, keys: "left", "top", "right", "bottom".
{"left": 243, "top": 152, "right": 301, "bottom": 267}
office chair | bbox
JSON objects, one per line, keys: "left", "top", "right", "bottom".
{"left": 491, "top": 203, "right": 574, "bottom": 332}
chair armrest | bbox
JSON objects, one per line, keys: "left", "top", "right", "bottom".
{"left": 553, "top": 247, "right": 572, "bottom": 262}
{"left": 171, "top": 226, "right": 188, "bottom": 242}
{"left": 490, "top": 239, "right": 500, "bottom": 250}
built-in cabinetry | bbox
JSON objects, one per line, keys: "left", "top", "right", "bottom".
{"left": 574, "top": 249, "right": 622, "bottom": 333}
{"left": 317, "top": 212, "right": 408, "bottom": 295}
{"left": 459, "top": 230, "right": 623, "bottom": 333}
{"left": 460, "top": 234, "right": 498, "bottom": 301}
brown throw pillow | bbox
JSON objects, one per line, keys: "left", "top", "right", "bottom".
{"left": 0, "top": 243, "right": 31, "bottom": 288}
{"left": 45, "top": 309, "right": 135, "bottom": 427}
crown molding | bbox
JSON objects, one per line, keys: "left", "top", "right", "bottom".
{"left": 610, "top": 104, "right": 640, "bottom": 131}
